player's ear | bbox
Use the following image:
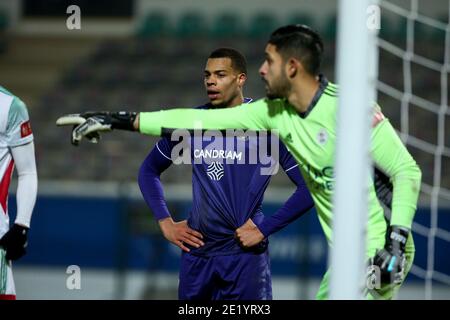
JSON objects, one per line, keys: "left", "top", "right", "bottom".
{"left": 286, "top": 58, "right": 301, "bottom": 78}
{"left": 237, "top": 73, "right": 247, "bottom": 87}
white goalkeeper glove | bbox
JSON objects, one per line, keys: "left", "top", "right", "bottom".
{"left": 56, "top": 111, "right": 137, "bottom": 146}
{"left": 55, "top": 113, "right": 100, "bottom": 145}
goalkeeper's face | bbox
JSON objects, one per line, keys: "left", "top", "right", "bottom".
{"left": 259, "top": 44, "right": 290, "bottom": 99}
{"left": 204, "top": 57, "right": 246, "bottom": 108}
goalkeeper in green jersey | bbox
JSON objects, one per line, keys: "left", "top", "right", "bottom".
{"left": 57, "top": 24, "right": 421, "bottom": 299}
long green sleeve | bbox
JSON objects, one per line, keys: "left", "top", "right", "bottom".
{"left": 139, "top": 98, "right": 282, "bottom": 135}
{"left": 371, "top": 118, "right": 422, "bottom": 229}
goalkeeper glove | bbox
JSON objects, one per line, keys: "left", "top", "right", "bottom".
{"left": 368, "top": 225, "right": 409, "bottom": 285}
{"left": 56, "top": 111, "right": 137, "bottom": 146}
{"left": 55, "top": 112, "right": 101, "bottom": 145}
{"left": 0, "top": 224, "right": 29, "bottom": 261}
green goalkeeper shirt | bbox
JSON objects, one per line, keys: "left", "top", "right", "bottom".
{"left": 139, "top": 77, "right": 421, "bottom": 255}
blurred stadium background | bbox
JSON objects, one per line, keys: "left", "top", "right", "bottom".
{"left": 0, "top": 0, "right": 448, "bottom": 299}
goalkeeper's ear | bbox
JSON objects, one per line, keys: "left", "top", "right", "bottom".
{"left": 56, "top": 114, "right": 87, "bottom": 127}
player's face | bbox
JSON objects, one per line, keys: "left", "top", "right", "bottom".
{"left": 259, "top": 44, "right": 290, "bottom": 99}
{"left": 204, "top": 58, "right": 245, "bottom": 108}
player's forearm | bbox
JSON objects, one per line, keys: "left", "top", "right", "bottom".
{"left": 371, "top": 120, "right": 422, "bottom": 229}
{"left": 256, "top": 162, "right": 314, "bottom": 237}
{"left": 134, "top": 113, "right": 140, "bottom": 130}
{"left": 138, "top": 108, "right": 259, "bottom": 136}
{"left": 257, "top": 185, "right": 314, "bottom": 237}
{"left": 11, "top": 142, "right": 38, "bottom": 228}
{"left": 15, "top": 173, "right": 38, "bottom": 228}
{"left": 138, "top": 100, "right": 272, "bottom": 136}
{"left": 390, "top": 161, "right": 421, "bottom": 228}
{"left": 138, "top": 150, "right": 172, "bottom": 221}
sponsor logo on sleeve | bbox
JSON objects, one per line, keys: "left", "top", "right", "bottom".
{"left": 20, "top": 121, "right": 33, "bottom": 138}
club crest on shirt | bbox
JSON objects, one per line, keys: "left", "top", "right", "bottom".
{"left": 317, "top": 128, "right": 328, "bottom": 145}
{"left": 206, "top": 162, "right": 224, "bottom": 181}
{"left": 20, "top": 121, "right": 32, "bottom": 138}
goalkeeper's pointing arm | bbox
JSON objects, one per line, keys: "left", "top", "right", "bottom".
{"left": 55, "top": 99, "right": 278, "bottom": 145}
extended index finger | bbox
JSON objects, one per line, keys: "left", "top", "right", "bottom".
{"left": 56, "top": 114, "right": 86, "bottom": 126}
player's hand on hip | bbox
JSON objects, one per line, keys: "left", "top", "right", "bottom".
{"left": 0, "top": 224, "right": 29, "bottom": 261}
{"left": 235, "top": 218, "right": 265, "bottom": 248}
{"left": 158, "top": 217, "right": 204, "bottom": 252}
{"left": 367, "top": 225, "right": 409, "bottom": 285}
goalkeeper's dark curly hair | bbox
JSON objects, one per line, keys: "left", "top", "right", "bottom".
{"left": 269, "top": 24, "right": 324, "bottom": 76}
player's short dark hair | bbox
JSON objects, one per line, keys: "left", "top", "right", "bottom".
{"left": 208, "top": 47, "right": 247, "bottom": 75}
{"left": 269, "top": 24, "right": 324, "bottom": 76}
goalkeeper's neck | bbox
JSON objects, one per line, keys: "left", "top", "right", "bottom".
{"left": 287, "top": 73, "right": 321, "bottom": 114}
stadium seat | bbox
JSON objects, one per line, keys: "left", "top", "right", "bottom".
{"left": 176, "top": 11, "right": 208, "bottom": 38}
{"left": 210, "top": 12, "right": 243, "bottom": 38}
{"left": 0, "top": 9, "right": 8, "bottom": 30}
{"left": 287, "top": 13, "right": 315, "bottom": 28}
{"left": 136, "top": 11, "right": 170, "bottom": 38}
{"left": 321, "top": 14, "right": 337, "bottom": 41}
{"left": 247, "top": 13, "right": 278, "bottom": 39}
{"left": 0, "top": 9, "right": 9, "bottom": 53}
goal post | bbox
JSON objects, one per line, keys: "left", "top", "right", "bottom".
{"left": 329, "top": 0, "right": 379, "bottom": 299}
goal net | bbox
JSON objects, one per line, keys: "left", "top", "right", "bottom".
{"left": 376, "top": 0, "right": 450, "bottom": 299}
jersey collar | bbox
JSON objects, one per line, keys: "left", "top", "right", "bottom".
{"left": 297, "top": 74, "right": 328, "bottom": 119}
